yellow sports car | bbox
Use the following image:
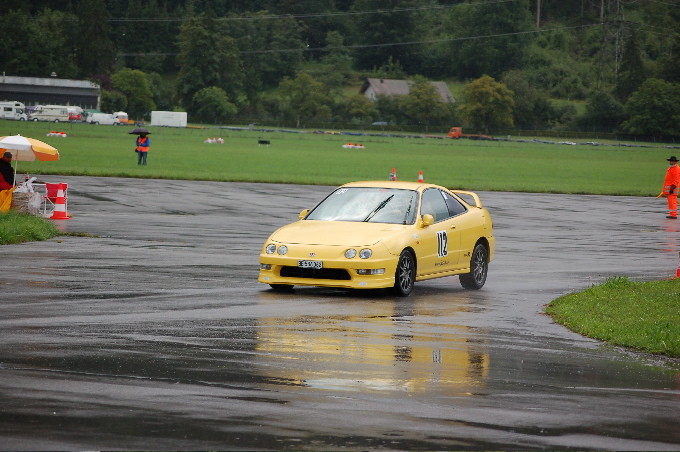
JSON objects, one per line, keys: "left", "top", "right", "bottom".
{"left": 258, "top": 181, "right": 495, "bottom": 296}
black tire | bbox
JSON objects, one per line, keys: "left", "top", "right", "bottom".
{"left": 392, "top": 250, "right": 415, "bottom": 296}
{"left": 54, "top": 119, "right": 59, "bottom": 123}
{"left": 269, "top": 284, "right": 294, "bottom": 292}
{"left": 32, "top": 118, "right": 39, "bottom": 122}
{"left": 459, "top": 243, "right": 488, "bottom": 290}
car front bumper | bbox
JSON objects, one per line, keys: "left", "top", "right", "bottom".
{"left": 258, "top": 247, "right": 398, "bottom": 290}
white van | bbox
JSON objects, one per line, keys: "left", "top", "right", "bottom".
{"left": 29, "top": 105, "right": 70, "bottom": 122}
{"left": 87, "top": 112, "right": 121, "bottom": 125}
{"left": 0, "top": 101, "right": 28, "bottom": 121}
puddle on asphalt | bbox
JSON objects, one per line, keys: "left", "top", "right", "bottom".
{"left": 660, "top": 222, "right": 680, "bottom": 254}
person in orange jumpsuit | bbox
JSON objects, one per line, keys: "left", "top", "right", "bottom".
{"left": 662, "top": 156, "right": 680, "bottom": 219}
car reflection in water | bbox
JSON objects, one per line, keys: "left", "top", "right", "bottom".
{"left": 254, "top": 291, "right": 488, "bottom": 395}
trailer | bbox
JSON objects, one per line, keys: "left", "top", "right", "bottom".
{"left": 150, "top": 111, "right": 187, "bottom": 127}
{"left": 113, "top": 111, "right": 130, "bottom": 124}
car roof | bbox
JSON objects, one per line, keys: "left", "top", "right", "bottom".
{"left": 340, "top": 180, "right": 443, "bottom": 191}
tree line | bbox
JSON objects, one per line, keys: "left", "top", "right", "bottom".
{"left": 1, "top": 0, "right": 679, "bottom": 137}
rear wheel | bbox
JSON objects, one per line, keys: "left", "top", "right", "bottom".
{"left": 392, "top": 250, "right": 415, "bottom": 296}
{"left": 269, "top": 284, "right": 293, "bottom": 292}
{"left": 54, "top": 119, "right": 59, "bottom": 123}
{"left": 459, "top": 243, "right": 488, "bottom": 290}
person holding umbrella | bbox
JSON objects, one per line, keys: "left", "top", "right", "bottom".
{"left": 130, "top": 128, "right": 151, "bottom": 166}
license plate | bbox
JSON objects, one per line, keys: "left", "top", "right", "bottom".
{"left": 298, "top": 260, "right": 322, "bottom": 269}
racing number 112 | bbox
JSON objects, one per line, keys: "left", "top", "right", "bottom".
{"left": 437, "top": 230, "right": 448, "bottom": 258}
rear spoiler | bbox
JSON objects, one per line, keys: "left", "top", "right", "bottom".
{"left": 452, "top": 190, "right": 483, "bottom": 208}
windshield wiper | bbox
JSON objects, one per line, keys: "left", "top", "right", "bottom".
{"left": 363, "top": 194, "right": 394, "bottom": 222}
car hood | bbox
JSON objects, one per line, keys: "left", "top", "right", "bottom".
{"left": 270, "top": 220, "right": 408, "bottom": 246}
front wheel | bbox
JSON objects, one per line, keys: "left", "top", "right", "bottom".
{"left": 392, "top": 250, "right": 415, "bottom": 296}
{"left": 459, "top": 243, "right": 488, "bottom": 290}
{"left": 32, "top": 118, "right": 39, "bottom": 122}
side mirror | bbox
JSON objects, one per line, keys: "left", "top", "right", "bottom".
{"left": 421, "top": 214, "right": 434, "bottom": 227}
{"left": 298, "top": 209, "right": 310, "bottom": 220}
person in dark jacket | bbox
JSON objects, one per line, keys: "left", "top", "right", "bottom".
{"left": 0, "top": 151, "right": 15, "bottom": 188}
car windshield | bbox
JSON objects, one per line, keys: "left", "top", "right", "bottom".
{"left": 306, "top": 187, "right": 419, "bottom": 224}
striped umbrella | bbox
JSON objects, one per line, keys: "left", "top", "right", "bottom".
{"left": 0, "top": 135, "right": 60, "bottom": 185}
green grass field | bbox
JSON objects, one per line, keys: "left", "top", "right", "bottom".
{"left": 2, "top": 119, "right": 673, "bottom": 196}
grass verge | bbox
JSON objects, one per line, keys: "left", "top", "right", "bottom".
{"left": 0, "top": 211, "right": 60, "bottom": 245}
{"left": 546, "top": 277, "right": 680, "bottom": 358}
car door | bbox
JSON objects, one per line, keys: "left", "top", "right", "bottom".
{"left": 417, "top": 188, "right": 461, "bottom": 276}
{"left": 439, "top": 190, "right": 474, "bottom": 270}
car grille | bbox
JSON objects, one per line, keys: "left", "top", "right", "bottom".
{"left": 280, "top": 266, "right": 351, "bottom": 280}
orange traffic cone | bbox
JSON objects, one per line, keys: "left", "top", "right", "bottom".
{"left": 675, "top": 252, "right": 680, "bottom": 279}
{"left": 389, "top": 168, "right": 397, "bottom": 181}
{"left": 50, "top": 183, "right": 70, "bottom": 220}
{"left": 418, "top": 170, "right": 424, "bottom": 183}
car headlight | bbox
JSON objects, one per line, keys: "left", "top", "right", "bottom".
{"left": 359, "top": 248, "right": 372, "bottom": 259}
{"left": 266, "top": 244, "right": 276, "bottom": 254}
{"left": 278, "top": 245, "right": 288, "bottom": 255}
{"left": 345, "top": 249, "right": 357, "bottom": 259}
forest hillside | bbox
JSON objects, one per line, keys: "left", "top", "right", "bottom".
{"left": 1, "top": 0, "right": 679, "bottom": 138}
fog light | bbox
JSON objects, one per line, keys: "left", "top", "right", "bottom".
{"left": 260, "top": 264, "right": 272, "bottom": 270}
{"left": 357, "top": 268, "right": 385, "bottom": 275}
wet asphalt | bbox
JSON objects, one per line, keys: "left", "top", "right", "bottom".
{"left": 1, "top": 176, "right": 679, "bottom": 451}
